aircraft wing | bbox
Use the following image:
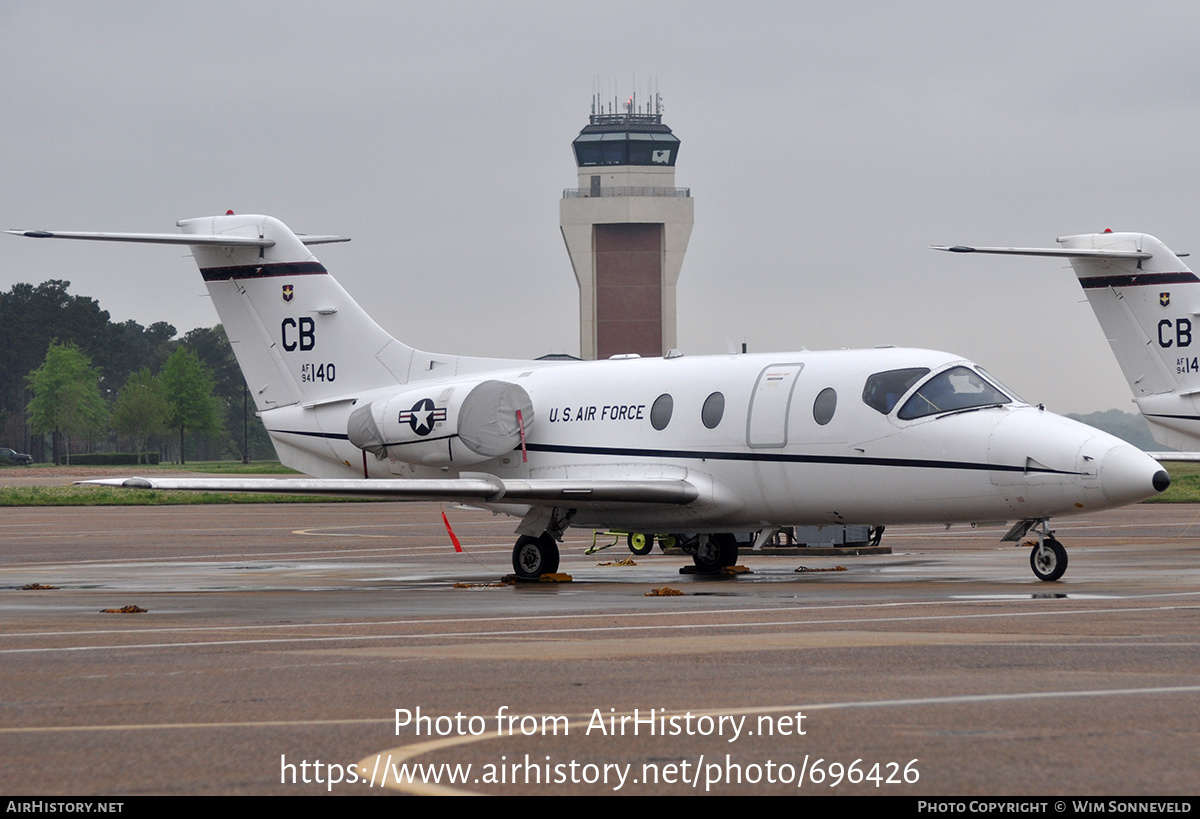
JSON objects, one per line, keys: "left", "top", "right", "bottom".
{"left": 77, "top": 475, "right": 700, "bottom": 505}
{"left": 931, "top": 244, "right": 1151, "bottom": 260}
{"left": 1146, "top": 452, "right": 1200, "bottom": 463}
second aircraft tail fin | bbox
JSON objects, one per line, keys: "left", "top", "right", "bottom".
{"left": 935, "top": 233, "right": 1200, "bottom": 449}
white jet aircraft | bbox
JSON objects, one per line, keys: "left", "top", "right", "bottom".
{"left": 935, "top": 232, "right": 1200, "bottom": 455}
{"left": 10, "top": 214, "right": 1171, "bottom": 582}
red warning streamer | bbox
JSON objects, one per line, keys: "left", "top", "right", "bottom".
{"left": 442, "top": 511, "right": 463, "bottom": 553}
{"left": 516, "top": 409, "right": 528, "bottom": 463}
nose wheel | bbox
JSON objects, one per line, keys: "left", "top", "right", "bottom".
{"left": 1005, "top": 519, "right": 1070, "bottom": 582}
{"left": 1030, "top": 537, "right": 1067, "bottom": 582}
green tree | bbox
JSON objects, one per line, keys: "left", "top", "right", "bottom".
{"left": 111, "top": 368, "right": 170, "bottom": 464}
{"left": 182, "top": 325, "right": 274, "bottom": 461}
{"left": 159, "top": 347, "right": 221, "bottom": 465}
{"left": 26, "top": 342, "right": 109, "bottom": 465}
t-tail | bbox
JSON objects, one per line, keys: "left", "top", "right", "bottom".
{"left": 7, "top": 214, "right": 526, "bottom": 475}
{"left": 935, "top": 232, "right": 1200, "bottom": 450}
{"left": 181, "top": 214, "right": 419, "bottom": 411}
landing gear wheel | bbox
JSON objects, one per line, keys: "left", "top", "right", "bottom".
{"left": 1030, "top": 537, "right": 1067, "bottom": 582}
{"left": 692, "top": 533, "right": 739, "bottom": 573}
{"left": 627, "top": 532, "right": 653, "bottom": 556}
{"left": 513, "top": 534, "right": 560, "bottom": 578}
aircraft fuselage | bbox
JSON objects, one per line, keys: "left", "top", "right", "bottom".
{"left": 262, "top": 346, "right": 1159, "bottom": 533}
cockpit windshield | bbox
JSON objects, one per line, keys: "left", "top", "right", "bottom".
{"left": 897, "top": 366, "right": 1011, "bottom": 420}
{"left": 862, "top": 368, "right": 930, "bottom": 414}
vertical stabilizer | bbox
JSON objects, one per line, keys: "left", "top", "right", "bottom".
{"left": 1056, "top": 232, "right": 1194, "bottom": 398}
{"left": 1056, "top": 232, "right": 1200, "bottom": 448}
{"left": 936, "top": 232, "right": 1200, "bottom": 448}
{"left": 178, "top": 214, "right": 417, "bottom": 411}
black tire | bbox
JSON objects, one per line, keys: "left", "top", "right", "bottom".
{"left": 658, "top": 534, "right": 678, "bottom": 552}
{"left": 692, "top": 533, "right": 739, "bottom": 573}
{"left": 513, "top": 534, "right": 560, "bottom": 578}
{"left": 627, "top": 532, "right": 653, "bottom": 556}
{"left": 1030, "top": 538, "right": 1067, "bottom": 582}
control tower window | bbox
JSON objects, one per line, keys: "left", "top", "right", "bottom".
{"left": 572, "top": 129, "right": 680, "bottom": 167}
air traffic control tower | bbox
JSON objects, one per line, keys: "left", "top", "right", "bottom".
{"left": 560, "top": 96, "right": 694, "bottom": 360}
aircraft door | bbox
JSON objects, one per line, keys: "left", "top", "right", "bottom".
{"left": 746, "top": 364, "right": 804, "bottom": 447}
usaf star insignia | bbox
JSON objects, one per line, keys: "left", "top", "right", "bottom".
{"left": 398, "top": 398, "right": 447, "bottom": 436}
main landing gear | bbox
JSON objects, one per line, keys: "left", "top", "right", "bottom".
{"left": 512, "top": 534, "right": 559, "bottom": 577}
{"left": 1005, "top": 519, "right": 1068, "bottom": 582}
{"left": 686, "top": 533, "right": 739, "bottom": 573}
{"left": 510, "top": 507, "right": 574, "bottom": 579}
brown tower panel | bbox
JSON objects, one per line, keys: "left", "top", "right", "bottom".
{"left": 594, "top": 223, "right": 662, "bottom": 359}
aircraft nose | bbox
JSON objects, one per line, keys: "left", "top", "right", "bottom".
{"left": 1099, "top": 444, "right": 1170, "bottom": 504}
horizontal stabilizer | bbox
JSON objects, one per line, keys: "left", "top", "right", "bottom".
{"left": 7, "top": 229, "right": 274, "bottom": 247}
{"left": 77, "top": 475, "right": 700, "bottom": 506}
{"left": 6, "top": 229, "right": 347, "bottom": 247}
{"left": 295, "top": 235, "right": 351, "bottom": 245}
{"left": 931, "top": 245, "right": 1151, "bottom": 260}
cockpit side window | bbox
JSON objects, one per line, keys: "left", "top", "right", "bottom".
{"left": 897, "top": 366, "right": 1011, "bottom": 420}
{"left": 862, "top": 368, "right": 930, "bottom": 414}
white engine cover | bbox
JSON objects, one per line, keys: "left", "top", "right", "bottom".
{"left": 347, "top": 379, "right": 534, "bottom": 466}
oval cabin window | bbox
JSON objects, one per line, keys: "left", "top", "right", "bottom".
{"left": 650, "top": 393, "right": 674, "bottom": 430}
{"left": 813, "top": 387, "right": 837, "bottom": 425}
{"left": 701, "top": 392, "right": 725, "bottom": 429}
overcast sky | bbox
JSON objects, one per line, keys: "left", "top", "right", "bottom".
{"left": 4, "top": 1, "right": 1199, "bottom": 414}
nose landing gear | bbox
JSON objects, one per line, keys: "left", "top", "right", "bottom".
{"left": 1005, "top": 519, "right": 1068, "bottom": 581}
{"left": 1030, "top": 535, "right": 1067, "bottom": 582}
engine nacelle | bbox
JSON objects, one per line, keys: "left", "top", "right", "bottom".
{"left": 347, "top": 380, "right": 534, "bottom": 466}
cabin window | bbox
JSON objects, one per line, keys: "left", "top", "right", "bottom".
{"left": 650, "top": 393, "right": 674, "bottom": 430}
{"left": 862, "top": 368, "right": 929, "bottom": 414}
{"left": 701, "top": 392, "right": 725, "bottom": 429}
{"left": 897, "top": 366, "right": 1011, "bottom": 420}
{"left": 813, "top": 388, "right": 837, "bottom": 425}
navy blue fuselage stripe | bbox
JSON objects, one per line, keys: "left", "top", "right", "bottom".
{"left": 268, "top": 428, "right": 350, "bottom": 440}
{"left": 265, "top": 428, "right": 1081, "bottom": 476}
{"left": 1079, "top": 271, "right": 1199, "bottom": 289}
{"left": 200, "top": 262, "right": 328, "bottom": 281}
{"left": 522, "top": 443, "right": 1076, "bottom": 475}
{"left": 1144, "top": 413, "right": 1200, "bottom": 422}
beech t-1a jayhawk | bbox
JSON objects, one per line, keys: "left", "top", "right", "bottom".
{"left": 935, "top": 232, "right": 1200, "bottom": 456}
{"left": 10, "top": 214, "right": 1171, "bottom": 581}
